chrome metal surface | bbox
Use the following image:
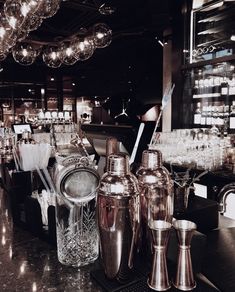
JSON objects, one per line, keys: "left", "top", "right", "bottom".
{"left": 105, "top": 137, "right": 118, "bottom": 170}
{"left": 136, "top": 149, "right": 174, "bottom": 255}
{"left": 97, "top": 153, "right": 140, "bottom": 282}
{"left": 55, "top": 158, "right": 99, "bottom": 203}
{"left": 136, "top": 149, "right": 173, "bottom": 224}
{"left": 141, "top": 149, "right": 163, "bottom": 169}
{"left": 148, "top": 220, "right": 172, "bottom": 291}
{"left": 217, "top": 183, "right": 235, "bottom": 214}
{"left": 173, "top": 220, "right": 197, "bottom": 291}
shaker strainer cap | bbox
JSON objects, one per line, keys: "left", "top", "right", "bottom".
{"left": 56, "top": 164, "right": 100, "bottom": 203}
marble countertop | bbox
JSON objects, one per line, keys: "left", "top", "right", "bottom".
{"left": 0, "top": 189, "right": 102, "bottom": 292}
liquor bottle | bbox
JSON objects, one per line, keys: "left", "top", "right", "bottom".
{"left": 203, "top": 78, "right": 209, "bottom": 98}
{"left": 194, "top": 103, "right": 201, "bottom": 124}
{"left": 213, "top": 77, "right": 221, "bottom": 97}
{"left": 221, "top": 77, "right": 229, "bottom": 96}
{"left": 212, "top": 106, "right": 219, "bottom": 125}
{"left": 229, "top": 74, "right": 235, "bottom": 96}
{"left": 217, "top": 105, "right": 224, "bottom": 126}
{"left": 193, "top": 80, "right": 199, "bottom": 98}
{"left": 198, "top": 79, "right": 204, "bottom": 98}
{"left": 229, "top": 102, "right": 235, "bottom": 129}
{"left": 206, "top": 105, "right": 212, "bottom": 125}
{"left": 200, "top": 106, "right": 206, "bottom": 125}
{"left": 223, "top": 105, "right": 229, "bottom": 136}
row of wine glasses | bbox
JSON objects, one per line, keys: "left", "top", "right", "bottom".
{"left": 150, "top": 128, "right": 232, "bottom": 170}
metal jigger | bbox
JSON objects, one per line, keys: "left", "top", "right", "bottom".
{"left": 173, "top": 220, "right": 197, "bottom": 291}
{"left": 148, "top": 220, "right": 172, "bottom": 291}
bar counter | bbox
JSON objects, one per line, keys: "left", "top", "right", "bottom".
{"left": 1, "top": 187, "right": 235, "bottom": 292}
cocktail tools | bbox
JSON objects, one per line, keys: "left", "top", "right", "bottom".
{"left": 173, "top": 220, "right": 197, "bottom": 291}
{"left": 97, "top": 153, "right": 140, "bottom": 282}
{"left": 148, "top": 220, "right": 172, "bottom": 291}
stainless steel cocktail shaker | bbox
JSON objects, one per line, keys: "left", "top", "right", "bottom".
{"left": 136, "top": 149, "right": 174, "bottom": 224}
{"left": 97, "top": 153, "right": 140, "bottom": 282}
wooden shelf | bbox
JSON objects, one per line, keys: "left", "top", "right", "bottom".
{"left": 192, "top": 95, "right": 235, "bottom": 102}
{"left": 182, "top": 53, "right": 235, "bottom": 70}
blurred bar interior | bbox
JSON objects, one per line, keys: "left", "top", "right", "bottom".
{"left": 1, "top": 0, "right": 235, "bottom": 291}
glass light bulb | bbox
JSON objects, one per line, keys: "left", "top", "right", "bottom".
{"left": 0, "top": 12, "right": 13, "bottom": 54}
{"left": 42, "top": 46, "right": 62, "bottom": 68}
{"left": 4, "top": 0, "right": 25, "bottom": 29}
{"left": 92, "top": 23, "right": 112, "bottom": 48}
{"left": 0, "top": 12, "right": 12, "bottom": 38}
{"left": 35, "top": 0, "right": 61, "bottom": 19}
{"left": 12, "top": 42, "right": 38, "bottom": 65}
{"left": 60, "top": 41, "right": 78, "bottom": 65}
{"left": 51, "top": 51, "right": 56, "bottom": 60}
{"left": 73, "top": 36, "right": 95, "bottom": 61}
{"left": 0, "top": 28, "right": 6, "bottom": 39}
{"left": 21, "top": 3, "right": 31, "bottom": 17}
{"left": 22, "top": 14, "right": 43, "bottom": 32}
{"left": 8, "top": 17, "right": 17, "bottom": 29}
{"left": 24, "top": 0, "right": 40, "bottom": 14}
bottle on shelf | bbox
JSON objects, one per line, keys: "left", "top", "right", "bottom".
{"left": 221, "top": 77, "right": 229, "bottom": 96}
{"left": 200, "top": 105, "right": 206, "bottom": 125}
{"left": 212, "top": 106, "right": 219, "bottom": 126}
{"left": 198, "top": 79, "right": 204, "bottom": 98}
{"left": 229, "top": 74, "right": 235, "bottom": 96}
{"left": 194, "top": 102, "right": 201, "bottom": 124}
{"left": 193, "top": 80, "right": 199, "bottom": 98}
{"left": 213, "top": 77, "right": 221, "bottom": 98}
{"left": 206, "top": 105, "right": 212, "bottom": 125}
{"left": 223, "top": 105, "right": 229, "bottom": 137}
{"left": 229, "top": 102, "right": 235, "bottom": 129}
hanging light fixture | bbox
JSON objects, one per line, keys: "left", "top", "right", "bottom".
{"left": 60, "top": 41, "right": 78, "bottom": 65}
{"left": 24, "top": 0, "right": 41, "bottom": 14}
{"left": 72, "top": 35, "right": 96, "bottom": 61}
{"left": 4, "top": 0, "right": 25, "bottom": 29}
{"left": 0, "top": 12, "right": 12, "bottom": 41}
{"left": 92, "top": 23, "right": 112, "bottom": 48}
{"left": 35, "top": 0, "right": 61, "bottom": 19}
{"left": 0, "top": 12, "right": 13, "bottom": 53}
{"left": 42, "top": 45, "right": 62, "bottom": 68}
{"left": 12, "top": 42, "right": 39, "bottom": 65}
{"left": 21, "top": 13, "right": 43, "bottom": 32}
{"left": 8, "top": 28, "right": 29, "bottom": 48}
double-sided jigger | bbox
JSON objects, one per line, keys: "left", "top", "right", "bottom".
{"left": 173, "top": 220, "right": 197, "bottom": 291}
{"left": 148, "top": 220, "right": 172, "bottom": 291}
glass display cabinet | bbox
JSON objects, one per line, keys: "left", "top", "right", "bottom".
{"left": 182, "top": 0, "right": 235, "bottom": 133}
{"left": 189, "top": 0, "right": 235, "bottom": 64}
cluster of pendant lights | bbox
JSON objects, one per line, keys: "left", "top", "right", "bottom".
{"left": 0, "top": 0, "right": 112, "bottom": 67}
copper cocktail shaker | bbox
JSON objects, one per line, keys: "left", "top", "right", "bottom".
{"left": 97, "top": 153, "right": 140, "bottom": 282}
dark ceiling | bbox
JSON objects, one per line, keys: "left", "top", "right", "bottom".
{"left": 0, "top": 0, "right": 172, "bottom": 106}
